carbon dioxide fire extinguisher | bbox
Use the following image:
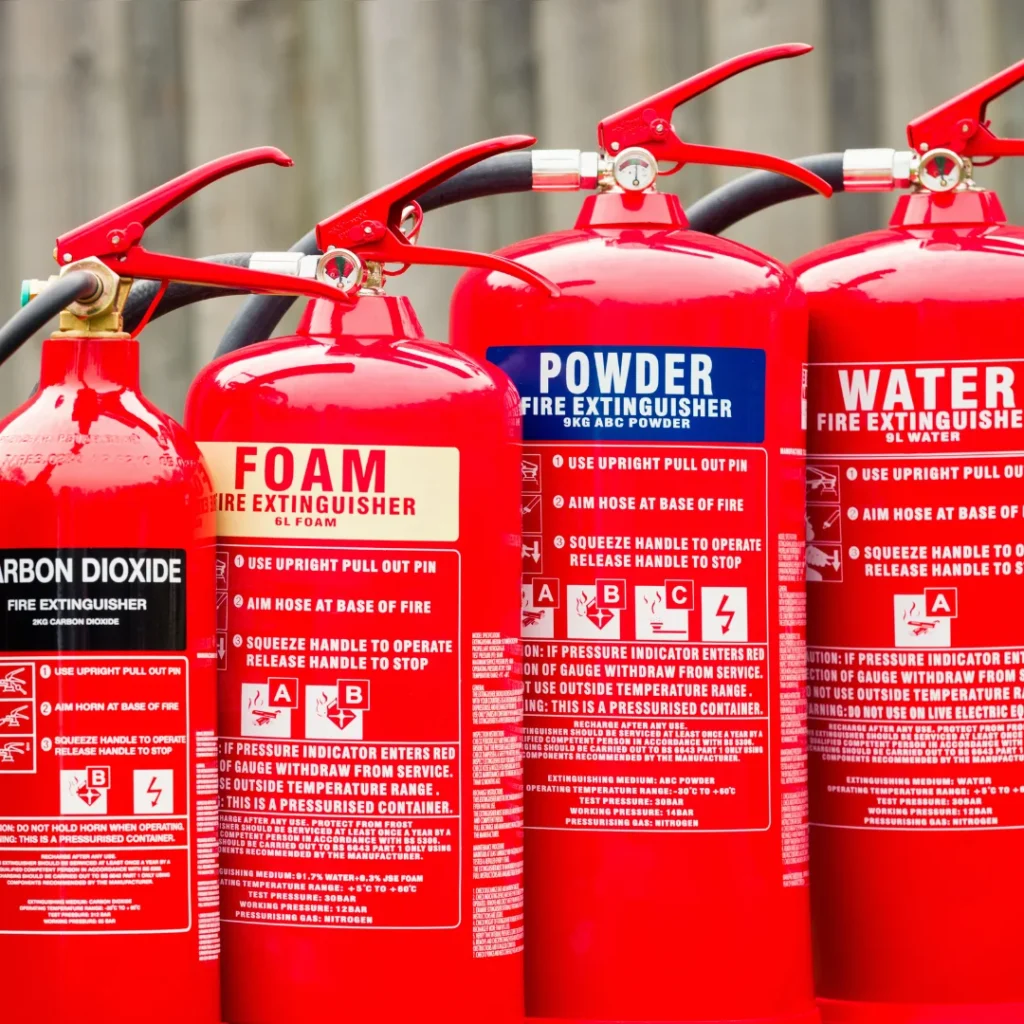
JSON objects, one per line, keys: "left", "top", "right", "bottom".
{"left": 0, "top": 148, "right": 351, "bottom": 1023}
{"left": 449, "top": 45, "right": 832, "bottom": 1024}
{"left": 185, "top": 137, "right": 559, "bottom": 1024}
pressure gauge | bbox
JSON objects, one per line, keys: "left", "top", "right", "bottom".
{"left": 611, "top": 147, "right": 658, "bottom": 192}
{"left": 916, "top": 148, "right": 967, "bottom": 193}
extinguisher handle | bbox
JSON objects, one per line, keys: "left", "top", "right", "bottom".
{"left": 597, "top": 43, "right": 832, "bottom": 197}
{"left": 315, "top": 136, "right": 560, "bottom": 297}
{"left": 907, "top": 56, "right": 1024, "bottom": 160}
{"left": 54, "top": 147, "right": 353, "bottom": 306}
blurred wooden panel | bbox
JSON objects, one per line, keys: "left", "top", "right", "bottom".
{"left": 704, "top": 0, "right": 832, "bottom": 261}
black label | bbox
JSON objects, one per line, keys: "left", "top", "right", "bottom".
{"left": 0, "top": 549, "right": 186, "bottom": 652}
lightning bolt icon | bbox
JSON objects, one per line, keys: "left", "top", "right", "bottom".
{"left": 147, "top": 776, "right": 163, "bottom": 808}
{"left": 716, "top": 594, "right": 735, "bottom": 635}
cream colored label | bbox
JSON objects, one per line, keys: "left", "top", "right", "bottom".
{"left": 198, "top": 441, "right": 459, "bottom": 542}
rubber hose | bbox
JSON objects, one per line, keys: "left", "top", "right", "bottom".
{"left": 684, "top": 153, "right": 845, "bottom": 236}
{"left": 0, "top": 271, "right": 98, "bottom": 368}
{"left": 214, "top": 151, "right": 534, "bottom": 358}
{"left": 122, "top": 253, "right": 257, "bottom": 333}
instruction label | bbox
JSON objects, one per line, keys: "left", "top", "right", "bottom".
{"left": 808, "top": 358, "right": 1024, "bottom": 829}
{"left": 0, "top": 655, "right": 196, "bottom": 934}
{"left": 217, "top": 545, "right": 462, "bottom": 928}
{"left": 511, "top": 445, "right": 773, "bottom": 832}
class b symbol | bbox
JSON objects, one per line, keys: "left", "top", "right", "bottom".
{"left": 595, "top": 579, "right": 627, "bottom": 610}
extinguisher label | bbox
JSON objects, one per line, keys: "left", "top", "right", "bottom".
{"left": 487, "top": 344, "right": 766, "bottom": 443}
{"left": 198, "top": 442, "right": 459, "bottom": 542}
{"left": 514, "top": 443, "right": 772, "bottom": 832}
{"left": 0, "top": 548, "right": 186, "bottom": 651}
{"left": 808, "top": 358, "right": 1024, "bottom": 829}
{"left": 0, "top": 655, "right": 206, "bottom": 934}
{"left": 216, "top": 542, "right": 467, "bottom": 928}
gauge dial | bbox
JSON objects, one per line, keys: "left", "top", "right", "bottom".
{"left": 612, "top": 147, "right": 658, "bottom": 192}
{"left": 916, "top": 148, "right": 965, "bottom": 193}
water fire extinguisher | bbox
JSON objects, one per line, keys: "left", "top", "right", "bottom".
{"left": 691, "top": 57, "right": 1024, "bottom": 1023}
{"left": 185, "top": 137, "right": 558, "bottom": 1024}
{"left": 449, "top": 46, "right": 832, "bottom": 1024}
{"left": 0, "top": 148, "right": 352, "bottom": 1024}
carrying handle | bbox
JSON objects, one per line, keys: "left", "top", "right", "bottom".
{"left": 55, "top": 147, "right": 353, "bottom": 305}
{"left": 316, "top": 136, "right": 560, "bottom": 296}
{"left": 907, "top": 56, "right": 1024, "bottom": 161}
{"left": 597, "top": 43, "right": 832, "bottom": 196}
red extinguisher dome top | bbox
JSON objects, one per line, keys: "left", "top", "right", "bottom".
{"left": 793, "top": 218, "right": 1024, "bottom": 308}
{"left": 452, "top": 212, "right": 804, "bottom": 350}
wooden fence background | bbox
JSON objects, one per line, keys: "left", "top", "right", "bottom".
{"left": 1, "top": 0, "right": 1023, "bottom": 417}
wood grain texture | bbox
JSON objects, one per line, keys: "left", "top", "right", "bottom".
{"left": 1, "top": 0, "right": 1022, "bottom": 417}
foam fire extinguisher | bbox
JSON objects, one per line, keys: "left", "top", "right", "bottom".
{"left": 185, "top": 137, "right": 558, "bottom": 1024}
{"left": 449, "top": 46, "right": 832, "bottom": 1024}
{"left": 0, "top": 148, "right": 353, "bottom": 1024}
{"left": 690, "top": 58, "right": 1024, "bottom": 1023}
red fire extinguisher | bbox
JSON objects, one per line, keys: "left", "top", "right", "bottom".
{"left": 185, "top": 137, "right": 557, "bottom": 1024}
{"left": 450, "top": 46, "right": 832, "bottom": 1024}
{"left": 0, "top": 147, "right": 353, "bottom": 1024}
{"left": 788, "top": 60, "right": 1024, "bottom": 1023}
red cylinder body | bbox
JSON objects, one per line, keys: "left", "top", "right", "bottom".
{"left": 795, "top": 189, "right": 1024, "bottom": 1022}
{"left": 450, "top": 191, "right": 817, "bottom": 1023}
{"left": 185, "top": 296, "right": 524, "bottom": 1024}
{"left": 0, "top": 335, "right": 220, "bottom": 1023}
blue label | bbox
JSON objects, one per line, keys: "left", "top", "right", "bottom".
{"left": 487, "top": 345, "right": 766, "bottom": 443}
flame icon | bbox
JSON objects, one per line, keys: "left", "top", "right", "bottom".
{"left": 317, "top": 690, "right": 357, "bottom": 732}
{"left": 576, "top": 591, "right": 590, "bottom": 616}
{"left": 248, "top": 688, "right": 280, "bottom": 727}
{"left": 903, "top": 599, "right": 938, "bottom": 637}
{"left": 644, "top": 590, "right": 663, "bottom": 616}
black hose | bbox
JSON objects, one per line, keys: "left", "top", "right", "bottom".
{"left": 684, "top": 153, "right": 845, "bottom": 236}
{"left": 0, "top": 271, "right": 98, "bottom": 368}
{"left": 214, "top": 151, "right": 534, "bottom": 358}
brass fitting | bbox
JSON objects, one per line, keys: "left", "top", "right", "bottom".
{"left": 54, "top": 259, "right": 132, "bottom": 337}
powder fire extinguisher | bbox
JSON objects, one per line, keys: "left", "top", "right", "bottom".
{"left": 450, "top": 46, "right": 832, "bottom": 1024}
{"left": 788, "top": 61, "right": 1024, "bottom": 1023}
{"left": 185, "top": 137, "right": 558, "bottom": 1024}
{"left": 0, "top": 148, "right": 354, "bottom": 1024}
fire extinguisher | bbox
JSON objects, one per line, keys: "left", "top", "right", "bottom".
{"left": 0, "top": 147, "right": 353, "bottom": 1024}
{"left": 449, "top": 46, "right": 832, "bottom": 1024}
{"left": 184, "top": 137, "right": 558, "bottom": 1024}
{"left": 695, "top": 58, "right": 1024, "bottom": 1022}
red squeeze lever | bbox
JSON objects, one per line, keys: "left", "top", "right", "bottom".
{"left": 316, "top": 135, "right": 560, "bottom": 296}
{"left": 55, "top": 147, "right": 351, "bottom": 305}
{"left": 597, "top": 43, "right": 833, "bottom": 196}
{"left": 908, "top": 56, "right": 1024, "bottom": 160}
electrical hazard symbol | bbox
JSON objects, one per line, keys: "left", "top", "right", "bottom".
{"left": 700, "top": 587, "right": 748, "bottom": 643}
{"left": 567, "top": 584, "right": 621, "bottom": 640}
{"left": 522, "top": 578, "right": 560, "bottom": 638}
{"left": 894, "top": 592, "right": 953, "bottom": 648}
{"left": 61, "top": 767, "right": 110, "bottom": 815}
{"left": 305, "top": 684, "right": 365, "bottom": 740}
{"left": 241, "top": 682, "right": 292, "bottom": 737}
{"left": 133, "top": 769, "right": 174, "bottom": 815}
